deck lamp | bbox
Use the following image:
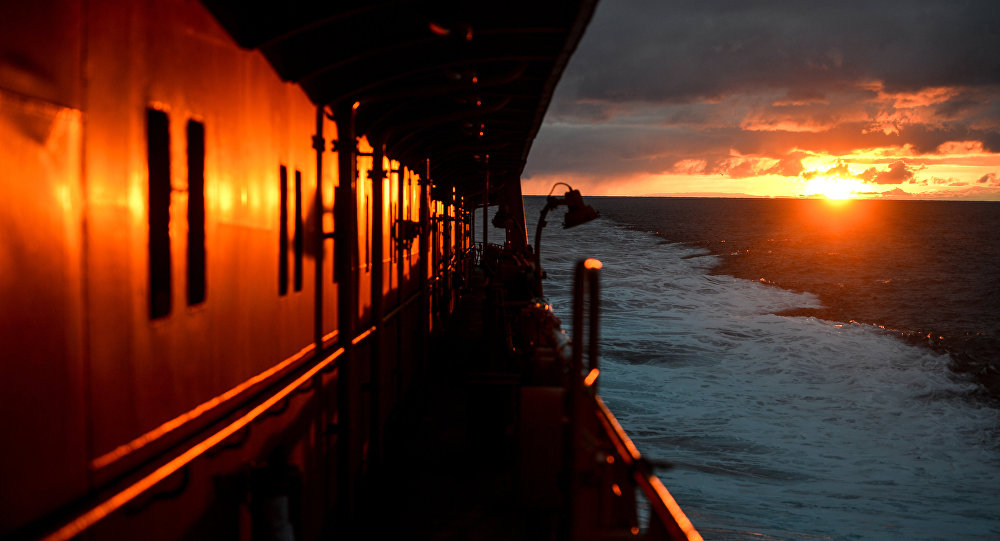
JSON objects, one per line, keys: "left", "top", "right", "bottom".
{"left": 534, "top": 183, "right": 600, "bottom": 296}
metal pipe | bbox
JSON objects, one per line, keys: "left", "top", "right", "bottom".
{"left": 532, "top": 200, "right": 554, "bottom": 297}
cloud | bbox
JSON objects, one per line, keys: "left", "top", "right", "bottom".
{"left": 978, "top": 172, "right": 998, "bottom": 184}
{"left": 559, "top": 0, "right": 1000, "bottom": 105}
{"left": 765, "top": 155, "right": 805, "bottom": 177}
{"left": 880, "top": 187, "right": 912, "bottom": 197}
{"left": 803, "top": 161, "right": 853, "bottom": 180}
{"left": 860, "top": 160, "right": 915, "bottom": 184}
{"left": 524, "top": 0, "right": 1000, "bottom": 197}
{"left": 672, "top": 159, "right": 707, "bottom": 175}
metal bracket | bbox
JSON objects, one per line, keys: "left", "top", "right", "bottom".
{"left": 311, "top": 135, "right": 325, "bottom": 152}
{"left": 394, "top": 219, "right": 423, "bottom": 251}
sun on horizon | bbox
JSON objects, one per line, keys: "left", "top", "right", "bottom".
{"left": 801, "top": 175, "right": 869, "bottom": 200}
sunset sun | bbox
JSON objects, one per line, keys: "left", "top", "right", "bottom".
{"left": 803, "top": 175, "right": 867, "bottom": 200}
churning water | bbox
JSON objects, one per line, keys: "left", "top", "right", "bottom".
{"left": 520, "top": 196, "right": 1000, "bottom": 540}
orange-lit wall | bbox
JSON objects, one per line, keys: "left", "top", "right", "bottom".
{"left": 81, "top": 0, "right": 327, "bottom": 476}
{"left": 0, "top": 0, "right": 463, "bottom": 537}
{"left": 0, "top": 0, "right": 89, "bottom": 530}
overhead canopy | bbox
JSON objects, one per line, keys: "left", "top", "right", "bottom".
{"left": 201, "top": 1, "right": 597, "bottom": 201}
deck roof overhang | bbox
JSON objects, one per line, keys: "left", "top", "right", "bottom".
{"left": 201, "top": 1, "right": 597, "bottom": 203}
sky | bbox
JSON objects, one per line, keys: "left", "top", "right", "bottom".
{"left": 522, "top": 0, "right": 1000, "bottom": 199}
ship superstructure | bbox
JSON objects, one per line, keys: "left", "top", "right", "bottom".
{"left": 0, "top": 2, "right": 700, "bottom": 539}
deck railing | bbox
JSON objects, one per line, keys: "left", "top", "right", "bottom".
{"left": 568, "top": 258, "right": 703, "bottom": 541}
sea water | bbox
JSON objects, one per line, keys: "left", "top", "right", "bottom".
{"left": 505, "top": 196, "right": 1000, "bottom": 540}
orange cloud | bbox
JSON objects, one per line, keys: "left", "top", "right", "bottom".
{"left": 936, "top": 140, "right": 986, "bottom": 155}
{"left": 877, "top": 84, "right": 959, "bottom": 109}
{"left": 740, "top": 116, "right": 835, "bottom": 133}
{"left": 859, "top": 160, "right": 915, "bottom": 184}
{"left": 672, "top": 158, "right": 708, "bottom": 174}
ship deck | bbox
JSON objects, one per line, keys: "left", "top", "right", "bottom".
{"left": 347, "top": 268, "right": 557, "bottom": 539}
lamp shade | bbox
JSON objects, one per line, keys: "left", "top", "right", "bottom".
{"left": 561, "top": 189, "right": 600, "bottom": 228}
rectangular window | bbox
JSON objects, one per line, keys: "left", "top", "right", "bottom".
{"left": 293, "top": 169, "right": 304, "bottom": 292}
{"left": 365, "top": 194, "right": 370, "bottom": 271}
{"left": 186, "top": 120, "right": 206, "bottom": 306}
{"left": 279, "top": 165, "right": 289, "bottom": 296}
{"left": 147, "top": 109, "right": 172, "bottom": 319}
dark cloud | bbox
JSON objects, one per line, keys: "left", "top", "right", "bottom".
{"left": 524, "top": 0, "right": 1000, "bottom": 191}
{"left": 862, "top": 160, "right": 915, "bottom": 185}
{"left": 558, "top": 0, "right": 1000, "bottom": 106}
{"left": 979, "top": 172, "right": 999, "bottom": 184}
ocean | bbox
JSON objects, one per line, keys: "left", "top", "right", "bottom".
{"left": 515, "top": 195, "right": 1000, "bottom": 540}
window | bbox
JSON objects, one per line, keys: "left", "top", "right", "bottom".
{"left": 147, "top": 109, "right": 172, "bottom": 319}
{"left": 294, "top": 169, "right": 304, "bottom": 292}
{"left": 279, "top": 165, "right": 289, "bottom": 295}
{"left": 187, "top": 120, "right": 206, "bottom": 305}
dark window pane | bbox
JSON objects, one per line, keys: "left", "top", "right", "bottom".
{"left": 279, "top": 165, "right": 289, "bottom": 295}
{"left": 294, "top": 169, "right": 303, "bottom": 292}
{"left": 147, "top": 109, "right": 171, "bottom": 319}
{"left": 186, "top": 120, "right": 206, "bottom": 306}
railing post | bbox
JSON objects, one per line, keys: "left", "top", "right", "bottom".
{"left": 587, "top": 259, "right": 601, "bottom": 394}
{"left": 334, "top": 100, "right": 359, "bottom": 521}
{"left": 418, "top": 159, "right": 430, "bottom": 375}
{"left": 566, "top": 258, "right": 602, "bottom": 539}
{"left": 482, "top": 154, "right": 489, "bottom": 247}
{"left": 313, "top": 106, "right": 325, "bottom": 352}
{"left": 369, "top": 141, "right": 385, "bottom": 469}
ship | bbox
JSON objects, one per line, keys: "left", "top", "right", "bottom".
{"left": 0, "top": 1, "right": 701, "bottom": 539}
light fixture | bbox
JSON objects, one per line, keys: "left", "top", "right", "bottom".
{"left": 533, "top": 183, "right": 599, "bottom": 296}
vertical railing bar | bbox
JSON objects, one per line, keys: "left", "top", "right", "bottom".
{"left": 369, "top": 141, "right": 385, "bottom": 469}
{"left": 334, "top": 100, "right": 358, "bottom": 520}
{"left": 564, "top": 259, "right": 588, "bottom": 540}
{"left": 313, "top": 107, "right": 325, "bottom": 351}
{"left": 587, "top": 263, "right": 600, "bottom": 394}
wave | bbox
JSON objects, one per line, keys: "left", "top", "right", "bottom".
{"left": 521, "top": 197, "right": 1000, "bottom": 540}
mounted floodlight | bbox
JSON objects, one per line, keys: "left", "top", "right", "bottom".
{"left": 560, "top": 188, "right": 600, "bottom": 229}
{"left": 533, "top": 183, "right": 600, "bottom": 296}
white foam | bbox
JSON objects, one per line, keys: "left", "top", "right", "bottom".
{"left": 523, "top": 198, "right": 1000, "bottom": 540}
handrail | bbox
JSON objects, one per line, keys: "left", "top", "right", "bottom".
{"left": 593, "top": 396, "right": 703, "bottom": 541}
{"left": 37, "top": 250, "right": 466, "bottom": 540}
{"left": 568, "top": 257, "right": 702, "bottom": 541}
{"left": 34, "top": 319, "right": 388, "bottom": 541}
{"left": 89, "top": 342, "right": 317, "bottom": 471}
{"left": 41, "top": 346, "right": 345, "bottom": 541}
{"left": 381, "top": 289, "right": 421, "bottom": 323}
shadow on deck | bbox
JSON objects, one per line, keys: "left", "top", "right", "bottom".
{"left": 354, "top": 268, "right": 560, "bottom": 540}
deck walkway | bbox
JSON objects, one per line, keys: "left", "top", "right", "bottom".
{"left": 349, "top": 268, "right": 562, "bottom": 540}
